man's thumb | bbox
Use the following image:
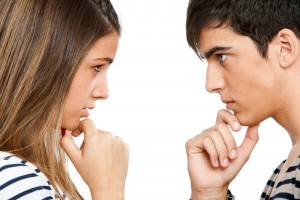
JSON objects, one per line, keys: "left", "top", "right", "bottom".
{"left": 238, "top": 124, "right": 260, "bottom": 163}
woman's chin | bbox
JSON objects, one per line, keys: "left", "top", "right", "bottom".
{"left": 61, "top": 120, "right": 80, "bottom": 131}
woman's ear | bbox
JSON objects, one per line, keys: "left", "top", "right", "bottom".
{"left": 276, "top": 29, "right": 299, "bottom": 68}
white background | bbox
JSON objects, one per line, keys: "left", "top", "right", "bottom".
{"left": 70, "top": 1, "right": 291, "bottom": 199}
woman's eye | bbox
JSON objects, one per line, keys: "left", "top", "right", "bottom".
{"left": 94, "top": 65, "right": 103, "bottom": 73}
{"left": 218, "top": 54, "right": 227, "bottom": 62}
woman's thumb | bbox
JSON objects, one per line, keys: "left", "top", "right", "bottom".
{"left": 60, "top": 131, "right": 82, "bottom": 165}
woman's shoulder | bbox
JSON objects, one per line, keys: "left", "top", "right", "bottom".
{"left": 0, "top": 151, "right": 56, "bottom": 199}
{"left": 0, "top": 151, "right": 47, "bottom": 178}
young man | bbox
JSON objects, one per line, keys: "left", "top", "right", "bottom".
{"left": 185, "top": 0, "right": 300, "bottom": 199}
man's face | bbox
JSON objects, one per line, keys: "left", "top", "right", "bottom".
{"left": 198, "top": 26, "right": 281, "bottom": 126}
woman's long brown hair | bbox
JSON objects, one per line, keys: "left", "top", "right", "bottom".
{"left": 0, "top": 0, "right": 120, "bottom": 199}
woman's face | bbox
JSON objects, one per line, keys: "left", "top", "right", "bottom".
{"left": 62, "top": 32, "right": 119, "bottom": 131}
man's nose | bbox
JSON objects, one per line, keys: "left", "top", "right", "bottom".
{"left": 205, "top": 64, "right": 225, "bottom": 93}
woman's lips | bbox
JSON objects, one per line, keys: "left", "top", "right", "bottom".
{"left": 81, "top": 108, "right": 90, "bottom": 118}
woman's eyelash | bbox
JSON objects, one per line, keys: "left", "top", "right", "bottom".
{"left": 94, "top": 65, "right": 104, "bottom": 72}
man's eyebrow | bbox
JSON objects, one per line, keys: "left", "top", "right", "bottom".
{"left": 93, "top": 57, "right": 114, "bottom": 64}
{"left": 203, "top": 46, "right": 232, "bottom": 59}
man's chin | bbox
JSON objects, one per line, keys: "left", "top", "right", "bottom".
{"left": 234, "top": 112, "right": 264, "bottom": 127}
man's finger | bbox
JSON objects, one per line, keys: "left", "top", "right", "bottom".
{"left": 216, "top": 109, "right": 241, "bottom": 132}
{"left": 237, "top": 124, "right": 260, "bottom": 164}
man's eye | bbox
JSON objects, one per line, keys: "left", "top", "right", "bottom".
{"left": 218, "top": 54, "right": 227, "bottom": 62}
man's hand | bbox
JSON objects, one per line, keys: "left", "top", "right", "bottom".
{"left": 186, "top": 109, "right": 259, "bottom": 200}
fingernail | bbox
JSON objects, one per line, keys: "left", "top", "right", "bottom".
{"left": 230, "top": 149, "right": 237, "bottom": 158}
{"left": 223, "top": 158, "right": 229, "bottom": 166}
{"left": 233, "top": 122, "right": 240, "bottom": 130}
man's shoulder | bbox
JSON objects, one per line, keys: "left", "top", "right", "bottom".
{"left": 288, "top": 155, "right": 300, "bottom": 173}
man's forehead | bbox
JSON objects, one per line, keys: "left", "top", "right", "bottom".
{"left": 197, "top": 26, "right": 242, "bottom": 56}
{"left": 199, "top": 27, "right": 232, "bottom": 46}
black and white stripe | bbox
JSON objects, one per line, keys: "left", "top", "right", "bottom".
{"left": 0, "top": 152, "right": 68, "bottom": 200}
{"left": 261, "top": 156, "right": 300, "bottom": 200}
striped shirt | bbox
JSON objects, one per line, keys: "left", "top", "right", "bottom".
{"left": 261, "top": 156, "right": 300, "bottom": 199}
{"left": 0, "top": 151, "right": 68, "bottom": 200}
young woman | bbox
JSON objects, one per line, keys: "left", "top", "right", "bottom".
{"left": 0, "top": 0, "right": 129, "bottom": 199}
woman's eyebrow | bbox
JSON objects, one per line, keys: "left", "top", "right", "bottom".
{"left": 93, "top": 57, "right": 114, "bottom": 64}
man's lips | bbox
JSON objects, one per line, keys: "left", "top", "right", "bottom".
{"left": 226, "top": 102, "right": 234, "bottom": 110}
{"left": 222, "top": 100, "right": 234, "bottom": 110}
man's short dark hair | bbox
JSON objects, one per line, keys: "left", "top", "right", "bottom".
{"left": 186, "top": 0, "right": 300, "bottom": 58}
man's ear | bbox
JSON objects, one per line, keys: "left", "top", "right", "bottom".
{"left": 276, "top": 29, "right": 299, "bottom": 68}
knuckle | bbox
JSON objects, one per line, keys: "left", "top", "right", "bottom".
{"left": 202, "top": 126, "right": 214, "bottom": 134}
{"left": 105, "top": 131, "right": 113, "bottom": 137}
{"left": 114, "top": 136, "right": 124, "bottom": 144}
{"left": 216, "top": 109, "right": 236, "bottom": 124}
{"left": 124, "top": 143, "right": 129, "bottom": 151}
{"left": 98, "top": 129, "right": 113, "bottom": 137}
{"left": 203, "top": 136, "right": 212, "bottom": 146}
{"left": 243, "top": 155, "right": 250, "bottom": 163}
{"left": 210, "top": 130, "right": 219, "bottom": 139}
{"left": 216, "top": 123, "right": 225, "bottom": 132}
{"left": 217, "top": 109, "right": 225, "bottom": 117}
{"left": 185, "top": 139, "right": 193, "bottom": 150}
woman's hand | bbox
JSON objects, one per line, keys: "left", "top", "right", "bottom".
{"left": 186, "top": 109, "right": 259, "bottom": 200}
{"left": 60, "top": 119, "right": 129, "bottom": 200}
